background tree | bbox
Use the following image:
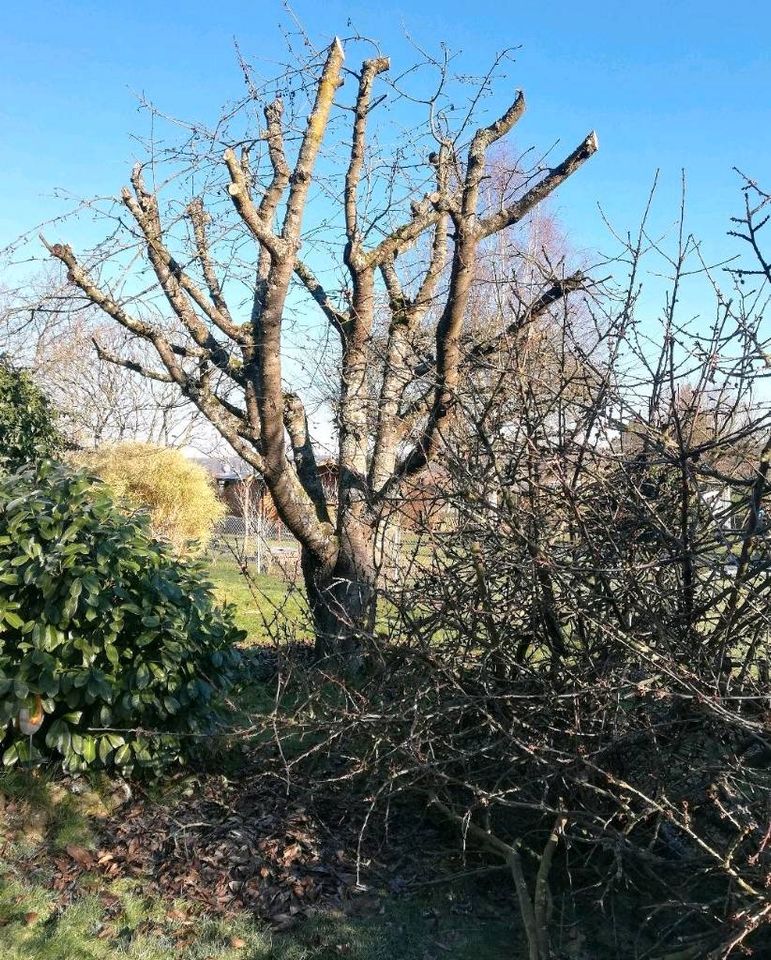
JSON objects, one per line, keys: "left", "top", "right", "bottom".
{"left": 42, "top": 36, "right": 597, "bottom": 654}
{"left": 36, "top": 321, "right": 208, "bottom": 450}
{"left": 0, "top": 355, "right": 63, "bottom": 470}
{"left": 1, "top": 281, "right": 215, "bottom": 452}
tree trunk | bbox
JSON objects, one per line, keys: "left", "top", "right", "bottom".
{"left": 301, "top": 545, "right": 377, "bottom": 659}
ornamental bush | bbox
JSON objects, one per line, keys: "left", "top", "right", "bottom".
{"left": 0, "top": 460, "right": 243, "bottom": 774}
{"left": 72, "top": 442, "right": 226, "bottom": 555}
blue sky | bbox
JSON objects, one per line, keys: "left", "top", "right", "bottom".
{"left": 1, "top": 0, "right": 769, "bottom": 281}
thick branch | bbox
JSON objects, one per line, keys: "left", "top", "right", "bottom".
{"left": 344, "top": 56, "right": 390, "bottom": 262}
{"left": 462, "top": 91, "right": 526, "bottom": 220}
{"left": 280, "top": 38, "right": 344, "bottom": 246}
{"left": 363, "top": 192, "right": 445, "bottom": 269}
{"left": 239, "top": 39, "right": 344, "bottom": 562}
{"left": 122, "top": 172, "right": 245, "bottom": 383}
{"left": 187, "top": 198, "right": 244, "bottom": 341}
{"left": 479, "top": 132, "right": 599, "bottom": 238}
{"left": 284, "top": 393, "right": 332, "bottom": 525}
{"left": 43, "top": 236, "right": 263, "bottom": 469}
{"left": 224, "top": 148, "right": 286, "bottom": 259}
{"left": 370, "top": 209, "right": 449, "bottom": 489}
{"left": 388, "top": 122, "right": 597, "bottom": 491}
{"left": 249, "top": 98, "right": 292, "bottom": 323}
{"left": 258, "top": 98, "right": 291, "bottom": 221}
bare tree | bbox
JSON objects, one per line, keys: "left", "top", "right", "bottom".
{"left": 36, "top": 321, "right": 206, "bottom": 449}
{"left": 41, "top": 36, "right": 597, "bottom": 654}
{"left": 1, "top": 276, "right": 216, "bottom": 452}
{"left": 252, "top": 183, "right": 771, "bottom": 957}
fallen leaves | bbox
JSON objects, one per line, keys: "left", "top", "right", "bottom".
{"left": 281, "top": 841, "right": 302, "bottom": 864}
{"left": 43, "top": 774, "right": 377, "bottom": 927}
{"left": 22, "top": 761, "right": 457, "bottom": 937}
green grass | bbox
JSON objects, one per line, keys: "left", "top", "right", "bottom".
{"left": 0, "top": 868, "right": 525, "bottom": 960}
{"left": 205, "top": 529, "right": 442, "bottom": 647}
{"left": 205, "top": 556, "right": 403, "bottom": 644}
{"left": 207, "top": 557, "right": 308, "bottom": 646}
{"left": 0, "top": 769, "right": 97, "bottom": 857}
{"left": 0, "top": 872, "right": 516, "bottom": 960}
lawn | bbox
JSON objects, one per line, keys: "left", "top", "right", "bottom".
{"left": 205, "top": 554, "right": 405, "bottom": 644}
{"left": 206, "top": 556, "right": 308, "bottom": 645}
{"left": 0, "top": 871, "right": 515, "bottom": 960}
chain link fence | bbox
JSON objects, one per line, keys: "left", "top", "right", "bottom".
{"left": 208, "top": 515, "right": 300, "bottom": 579}
{"left": 208, "top": 513, "right": 426, "bottom": 584}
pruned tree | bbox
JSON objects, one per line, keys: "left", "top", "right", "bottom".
{"left": 42, "top": 35, "right": 597, "bottom": 654}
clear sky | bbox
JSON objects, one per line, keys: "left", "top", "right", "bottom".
{"left": 1, "top": 0, "right": 769, "bottom": 283}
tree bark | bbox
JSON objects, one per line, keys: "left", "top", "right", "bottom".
{"left": 302, "top": 543, "right": 377, "bottom": 659}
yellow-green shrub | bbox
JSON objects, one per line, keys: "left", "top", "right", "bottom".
{"left": 73, "top": 442, "right": 225, "bottom": 554}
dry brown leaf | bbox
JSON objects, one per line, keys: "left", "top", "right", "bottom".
{"left": 282, "top": 842, "right": 302, "bottom": 864}
{"left": 66, "top": 844, "right": 95, "bottom": 867}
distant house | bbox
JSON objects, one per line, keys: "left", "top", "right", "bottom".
{"left": 197, "top": 454, "right": 453, "bottom": 535}
{"left": 196, "top": 456, "right": 339, "bottom": 534}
